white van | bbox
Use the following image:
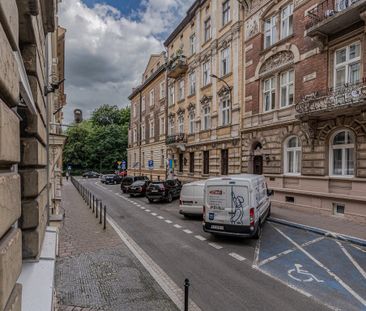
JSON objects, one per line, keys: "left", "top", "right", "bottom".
{"left": 203, "top": 174, "right": 272, "bottom": 239}
{"left": 179, "top": 180, "right": 205, "bottom": 217}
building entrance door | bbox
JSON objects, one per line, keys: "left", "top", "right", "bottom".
{"left": 221, "top": 149, "right": 229, "bottom": 175}
{"left": 253, "top": 155, "right": 263, "bottom": 175}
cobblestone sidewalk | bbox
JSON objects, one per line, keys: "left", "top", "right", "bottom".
{"left": 55, "top": 180, "right": 178, "bottom": 311}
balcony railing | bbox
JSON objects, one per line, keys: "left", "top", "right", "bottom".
{"left": 305, "top": 0, "right": 366, "bottom": 35}
{"left": 166, "top": 133, "right": 187, "bottom": 145}
{"left": 295, "top": 79, "right": 366, "bottom": 118}
{"left": 167, "top": 55, "right": 188, "bottom": 79}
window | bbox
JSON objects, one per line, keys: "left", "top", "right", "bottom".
{"left": 203, "top": 61, "right": 211, "bottom": 86}
{"left": 149, "top": 89, "right": 154, "bottom": 106}
{"left": 264, "top": 15, "right": 277, "bottom": 48}
{"left": 178, "top": 115, "right": 184, "bottom": 134}
{"left": 189, "top": 112, "right": 195, "bottom": 134}
{"left": 142, "top": 152, "right": 145, "bottom": 167}
{"left": 284, "top": 136, "right": 301, "bottom": 175}
{"left": 336, "top": 0, "right": 353, "bottom": 11}
{"left": 189, "top": 152, "right": 195, "bottom": 173}
{"left": 168, "top": 84, "right": 175, "bottom": 106}
{"left": 168, "top": 118, "right": 174, "bottom": 135}
{"left": 142, "top": 96, "right": 146, "bottom": 111}
{"left": 281, "top": 3, "right": 293, "bottom": 39}
{"left": 160, "top": 117, "right": 165, "bottom": 135}
{"left": 160, "top": 81, "right": 165, "bottom": 99}
{"left": 334, "top": 42, "right": 361, "bottom": 88}
{"left": 220, "top": 97, "right": 230, "bottom": 126}
{"left": 330, "top": 130, "right": 354, "bottom": 176}
{"left": 263, "top": 77, "right": 276, "bottom": 111}
{"left": 133, "top": 103, "right": 136, "bottom": 117}
{"left": 190, "top": 33, "right": 196, "bottom": 55}
{"left": 204, "top": 17, "right": 211, "bottom": 42}
{"left": 178, "top": 79, "right": 185, "bottom": 101}
{"left": 221, "top": 47, "right": 230, "bottom": 76}
{"left": 161, "top": 149, "right": 165, "bottom": 167}
{"left": 280, "top": 70, "right": 294, "bottom": 108}
{"left": 202, "top": 106, "right": 211, "bottom": 130}
{"left": 141, "top": 124, "right": 145, "bottom": 140}
{"left": 179, "top": 153, "right": 184, "bottom": 173}
{"left": 222, "top": 0, "right": 230, "bottom": 26}
{"left": 203, "top": 150, "right": 209, "bottom": 174}
{"left": 133, "top": 128, "right": 137, "bottom": 142}
{"left": 333, "top": 203, "right": 345, "bottom": 215}
{"left": 149, "top": 120, "right": 154, "bottom": 138}
{"left": 189, "top": 71, "right": 196, "bottom": 95}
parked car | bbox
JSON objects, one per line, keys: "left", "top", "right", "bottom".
{"left": 82, "top": 171, "right": 100, "bottom": 178}
{"left": 121, "top": 176, "right": 149, "bottom": 193}
{"left": 179, "top": 180, "right": 205, "bottom": 217}
{"left": 127, "top": 180, "right": 150, "bottom": 197}
{"left": 202, "top": 174, "right": 272, "bottom": 239}
{"left": 100, "top": 175, "right": 106, "bottom": 183}
{"left": 146, "top": 179, "right": 181, "bottom": 203}
{"left": 104, "top": 174, "right": 122, "bottom": 185}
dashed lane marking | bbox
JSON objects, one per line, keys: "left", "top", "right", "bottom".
{"left": 195, "top": 235, "right": 206, "bottom": 241}
{"left": 145, "top": 209, "right": 151, "bottom": 212}
{"left": 158, "top": 216, "right": 164, "bottom": 220}
{"left": 229, "top": 253, "right": 246, "bottom": 262}
{"left": 174, "top": 224, "right": 182, "bottom": 229}
{"left": 140, "top": 206, "right": 145, "bottom": 210}
{"left": 183, "top": 229, "right": 193, "bottom": 234}
{"left": 209, "top": 243, "right": 223, "bottom": 250}
{"left": 165, "top": 220, "right": 173, "bottom": 224}
{"left": 151, "top": 213, "right": 158, "bottom": 216}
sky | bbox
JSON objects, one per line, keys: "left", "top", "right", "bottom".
{"left": 59, "top": 0, "right": 195, "bottom": 124}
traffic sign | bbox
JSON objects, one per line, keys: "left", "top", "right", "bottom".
{"left": 122, "top": 160, "right": 126, "bottom": 170}
{"left": 148, "top": 160, "right": 154, "bottom": 170}
{"left": 117, "top": 161, "right": 122, "bottom": 165}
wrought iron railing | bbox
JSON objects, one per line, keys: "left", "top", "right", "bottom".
{"left": 306, "top": 0, "right": 363, "bottom": 30}
{"left": 295, "top": 79, "right": 366, "bottom": 116}
{"left": 166, "top": 133, "right": 187, "bottom": 145}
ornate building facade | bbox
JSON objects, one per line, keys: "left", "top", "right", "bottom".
{"left": 128, "top": 53, "right": 168, "bottom": 180}
{"left": 242, "top": 0, "right": 366, "bottom": 222}
{"left": 164, "top": 0, "right": 245, "bottom": 181}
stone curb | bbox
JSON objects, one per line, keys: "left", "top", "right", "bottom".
{"left": 268, "top": 217, "right": 366, "bottom": 247}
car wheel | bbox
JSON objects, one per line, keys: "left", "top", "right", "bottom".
{"left": 129, "top": 194, "right": 134, "bottom": 197}
{"left": 167, "top": 193, "right": 173, "bottom": 203}
{"left": 253, "top": 223, "right": 262, "bottom": 240}
{"left": 148, "top": 198, "right": 154, "bottom": 203}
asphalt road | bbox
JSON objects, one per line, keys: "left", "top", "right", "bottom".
{"left": 78, "top": 178, "right": 366, "bottom": 311}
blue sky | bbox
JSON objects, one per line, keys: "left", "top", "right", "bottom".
{"left": 83, "top": 0, "right": 142, "bottom": 16}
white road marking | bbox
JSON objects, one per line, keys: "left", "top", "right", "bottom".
{"left": 274, "top": 226, "right": 366, "bottom": 307}
{"left": 165, "top": 220, "right": 173, "bottom": 224}
{"left": 108, "top": 189, "right": 113, "bottom": 192}
{"left": 140, "top": 206, "right": 145, "bottom": 210}
{"left": 157, "top": 216, "right": 164, "bottom": 220}
{"left": 352, "top": 244, "right": 366, "bottom": 253}
{"left": 194, "top": 235, "right": 206, "bottom": 241}
{"left": 208, "top": 243, "right": 223, "bottom": 250}
{"left": 229, "top": 253, "right": 246, "bottom": 262}
{"left": 151, "top": 213, "right": 158, "bottom": 216}
{"left": 173, "top": 224, "right": 182, "bottom": 229}
{"left": 107, "top": 216, "right": 201, "bottom": 311}
{"left": 183, "top": 229, "right": 192, "bottom": 234}
{"left": 145, "top": 209, "right": 151, "bottom": 212}
{"left": 336, "top": 241, "right": 366, "bottom": 280}
{"left": 115, "top": 193, "right": 119, "bottom": 195}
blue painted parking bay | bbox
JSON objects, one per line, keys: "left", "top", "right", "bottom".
{"left": 256, "top": 223, "right": 366, "bottom": 311}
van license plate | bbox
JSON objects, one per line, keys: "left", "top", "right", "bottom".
{"left": 211, "top": 225, "right": 224, "bottom": 231}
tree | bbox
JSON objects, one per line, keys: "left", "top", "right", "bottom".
{"left": 91, "top": 105, "right": 130, "bottom": 126}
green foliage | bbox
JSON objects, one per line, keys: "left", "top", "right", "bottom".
{"left": 63, "top": 105, "right": 130, "bottom": 173}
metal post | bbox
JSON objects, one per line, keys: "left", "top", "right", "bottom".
{"left": 184, "top": 278, "right": 190, "bottom": 311}
{"left": 92, "top": 195, "right": 95, "bottom": 212}
{"left": 99, "top": 201, "right": 102, "bottom": 224}
{"left": 103, "top": 205, "right": 106, "bottom": 230}
{"left": 96, "top": 200, "right": 99, "bottom": 218}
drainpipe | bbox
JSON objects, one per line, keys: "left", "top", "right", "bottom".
{"left": 164, "top": 49, "right": 169, "bottom": 180}
{"left": 45, "top": 33, "right": 51, "bottom": 224}
{"left": 139, "top": 90, "right": 142, "bottom": 176}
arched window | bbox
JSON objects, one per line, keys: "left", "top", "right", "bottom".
{"left": 330, "top": 130, "right": 354, "bottom": 176}
{"left": 284, "top": 136, "right": 301, "bottom": 175}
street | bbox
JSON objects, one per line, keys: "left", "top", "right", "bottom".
{"left": 78, "top": 178, "right": 366, "bottom": 311}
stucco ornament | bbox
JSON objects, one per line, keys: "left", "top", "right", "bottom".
{"left": 259, "top": 51, "right": 294, "bottom": 76}
{"left": 200, "top": 95, "right": 212, "bottom": 107}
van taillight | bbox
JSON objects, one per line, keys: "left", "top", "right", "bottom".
{"left": 179, "top": 200, "right": 182, "bottom": 205}
{"left": 249, "top": 208, "right": 255, "bottom": 226}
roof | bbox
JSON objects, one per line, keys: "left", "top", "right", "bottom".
{"left": 206, "top": 174, "right": 265, "bottom": 182}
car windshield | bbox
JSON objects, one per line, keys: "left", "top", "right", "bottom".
{"left": 132, "top": 181, "right": 145, "bottom": 186}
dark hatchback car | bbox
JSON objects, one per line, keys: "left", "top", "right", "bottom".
{"left": 104, "top": 174, "right": 122, "bottom": 185}
{"left": 127, "top": 180, "right": 150, "bottom": 197}
{"left": 82, "top": 171, "right": 100, "bottom": 178}
{"left": 146, "top": 179, "right": 182, "bottom": 203}
{"left": 121, "top": 176, "right": 149, "bottom": 193}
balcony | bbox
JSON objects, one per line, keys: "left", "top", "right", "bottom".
{"left": 295, "top": 80, "right": 366, "bottom": 119}
{"left": 306, "top": 0, "right": 366, "bottom": 37}
{"left": 166, "top": 134, "right": 187, "bottom": 151}
{"left": 167, "top": 55, "right": 188, "bottom": 79}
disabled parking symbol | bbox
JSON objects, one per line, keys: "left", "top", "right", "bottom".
{"left": 288, "top": 264, "right": 324, "bottom": 283}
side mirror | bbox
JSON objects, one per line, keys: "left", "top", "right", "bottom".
{"left": 267, "top": 189, "right": 274, "bottom": 196}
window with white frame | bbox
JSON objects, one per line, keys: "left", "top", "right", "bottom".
{"left": 263, "top": 77, "right": 276, "bottom": 111}
{"left": 280, "top": 69, "right": 294, "bottom": 108}
{"left": 189, "top": 112, "right": 195, "bottom": 134}
{"left": 204, "top": 17, "right": 211, "bottom": 42}
{"left": 133, "top": 128, "right": 137, "bottom": 142}
{"left": 189, "top": 71, "right": 196, "bottom": 95}
{"left": 190, "top": 33, "right": 196, "bottom": 55}
{"left": 142, "top": 96, "right": 146, "bottom": 111}
{"left": 284, "top": 136, "right": 301, "bottom": 175}
{"left": 160, "top": 116, "right": 165, "bottom": 135}
{"left": 334, "top": 42, "right": 361, "bottom": 88}
{"left": 202, "top": 106, "right": 211, "bottom": 130}
{"left": 203, "top": 61, "right": 211, "bottom": 86}
{"left": 141, "top": 124, "right": 145, "bottom": 140}
{"left": 168, "top": 84, "right": 175, "bottom": 106}
{"left": 221, "top": 47, "right": 230, "bottom": 76}
{"left": 222, "top": 0, "right": 230, "bottom": 26}
{"left": 178, "top": 115, "right": 184, "bottom": 134}
{"left": 281, "top": 3, "right": 293, "bottom": 39}
{"left": 330, "top": 130, "right": 354, "bottom": 176}
{"left": 220, "top": 96, "right": 230, "bottom": 126}
{"left": 160, "top": 81, "right": 165, "bottom": 99}
{"left": 149, "top": 89, "right": 154, "bottom": 106}
{"left": 178, "top": 79, "right": 185, "bottom": 101}
{"left": 264, "top": 15, "right": 277, "bottom": 48}
{"left": 168, "top": 118, "right": 175, "bottom": 135}
{"left": 149, "top": 120, "right": 154, "bottom": 138}
{"left": 336, "top": 0, "right": 352, "bottom": 11}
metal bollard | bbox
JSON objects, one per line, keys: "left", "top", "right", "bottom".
{"left": 99, "top": 201, "right": 102, "bottom": 224}
{"left": 92, "top": 195, "right": 95, "bottom": 212}
{"left": 184, "top": 278, "right": 190, "bottom": 311}
{"left": 89, "top": 192, "right": 92, "bottom": 208}
{"left": 103, "top": 205, "right": 106, "bottom": 230}
{"left": 96, "top": 200, "right": 99, "bottom": 218}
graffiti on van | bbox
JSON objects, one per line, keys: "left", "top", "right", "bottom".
{"left": 230, "top": 191, "right": 245, "bottom": 225}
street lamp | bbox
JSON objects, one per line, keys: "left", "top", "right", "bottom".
{"left": 210, "top": 74, "right": 232, "bottom": 103}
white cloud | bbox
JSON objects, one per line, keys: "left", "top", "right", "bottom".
{"left": 59, "top": 0, "right": 194, "bottom": 124}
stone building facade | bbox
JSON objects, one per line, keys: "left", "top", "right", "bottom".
{"left": 128, "top": 53, "right": 168, "bottom": 180}
{"left": 0, "top": 0, "right": 65, "bottom": 310}
{"left": 164, "top": 0, "right": 245, "bottom": 181}
{"left": 242, "top": 0, "right": 366, "bottom": 222}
